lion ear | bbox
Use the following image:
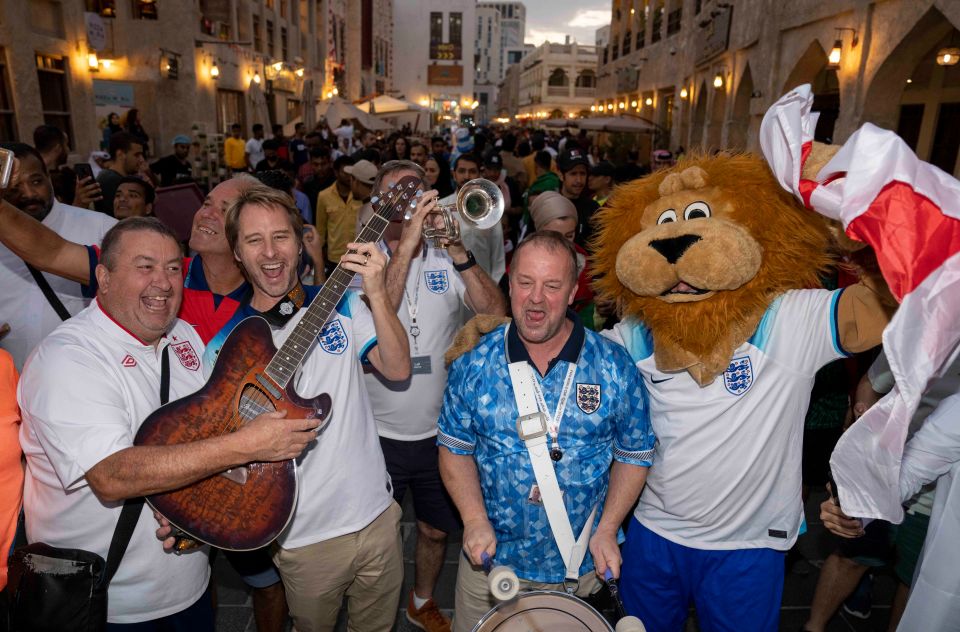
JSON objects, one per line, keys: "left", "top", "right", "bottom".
{"left": 658, "top": 173, "right": 684, "bottom": 196}
{"left": 658, "top": 167, "right": 709, "bottom": 196}
{"left": 680, "top": 166, "right": 708, "bottom": 190}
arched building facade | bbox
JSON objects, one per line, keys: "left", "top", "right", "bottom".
{"left": 596, "top": 0, "right": 960, "bottom": 177}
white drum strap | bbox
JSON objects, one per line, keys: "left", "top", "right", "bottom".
{"left": 508, "top": 361, "right": 598, "bottom": 582}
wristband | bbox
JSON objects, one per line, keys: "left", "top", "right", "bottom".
{"left": 453, "top": 250, "right": 478, "bottom": 273}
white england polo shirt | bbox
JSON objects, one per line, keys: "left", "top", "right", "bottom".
{"left": 606, "top": 289, "right": 847, "bottom": 550}
{"left": 17, "top": 302, "right": 210, "bottom": 623}
{"left": 365, "top": 244, "right": 467, "bottom": 440}
{"left": 212, "top": 290, "right": 395, "bottom": 549}
{"left": 0, "top": 200, "right": 116, "bottom": 370}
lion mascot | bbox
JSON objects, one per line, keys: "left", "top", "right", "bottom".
{"left": 587, "top": 143, "right": 895, "bottom": 629}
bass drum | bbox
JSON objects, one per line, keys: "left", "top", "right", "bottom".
{"left": 471, "top": 590, "right": 614, "bottom": 632}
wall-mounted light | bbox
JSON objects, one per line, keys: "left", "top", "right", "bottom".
{"left": 936, "top": 47, "right": 959, "bottom": 66}
{"left": 271, "top": 61, "right": 283, "bottom": 72}
{"left": 619, "top": 101, "right": 626, "bottom": 109}
{"left": 680, "top": 87, "right": 689, "bottom": 99}
{"left": 472, "top": 100, "right": 480, "bottom": 109}
{"left": 100, "top": 58, "right": 113, "bottom": 69}
{"left": 420, "top": 98, "right": 430, "bottom": 107}
{"left": 295, "top": 67, "right": 304, "bottom": 77}
{"left": 88, "top": 52, "right": 100, "bottom": 72}
{"left": 606, "top": 103, "right": 613, "bottom": 110}
{"left": 713, "top": 72, "right": 724, "bottom": 89}
{"left": 210, "top": 62, "right": 220, "bottom": 79}
{"left": 590, "top": 105, "right": 596, "bottom": 112}
{"left": 645, "top": 97, "right": 653, "bottom": 105}
{"left": 253, "top": 71, "right": 261, "bottom": 84}
{"left": 630, "top": 100, "right": 638, "bottom": 108}
{"left": 828, "top": 28, "right": 859, "bottom": 68}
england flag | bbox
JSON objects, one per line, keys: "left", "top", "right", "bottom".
{"left": 760, "top": 84, "right": 960, "bottom": 522}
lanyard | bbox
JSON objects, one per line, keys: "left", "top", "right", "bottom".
{"left": 529, "top": 362, "right": 577, "bottom": 448}
{"left": 401, "top": 249, "right": 427, "bottom": 353}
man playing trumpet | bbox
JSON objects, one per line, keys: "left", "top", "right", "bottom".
{"left": 360, "top": 159, "right": 505, "bottom": 632}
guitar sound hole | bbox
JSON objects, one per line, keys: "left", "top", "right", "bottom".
{"left": 238, "top": 384, "right": 277, "bottom": 423}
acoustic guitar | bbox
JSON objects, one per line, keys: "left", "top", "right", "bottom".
{"left": 134, "top": 175, "right": 422, "bottom": 551}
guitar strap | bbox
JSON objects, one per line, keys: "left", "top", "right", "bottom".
{"left": 101, "top": 347, "right": 169, "bottom": 586}
{"left": 252, "top": 283, "right": 308, "bottom": 328}
{"left": 25, "top": 263, "right": 71, "bottom": 321}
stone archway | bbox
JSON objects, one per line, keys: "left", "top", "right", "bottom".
{"left": 728, "top": 65, "right": 754, "bottom": 150}
{"left": 690, "top": 80, "right": 708, "bottom": 149}
{"left": 861, "top": 8, "right": 960, "bottom": 175}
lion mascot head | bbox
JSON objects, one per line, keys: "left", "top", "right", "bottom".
{"left": 591, "top": 152, "right": 834, "bottom": 385}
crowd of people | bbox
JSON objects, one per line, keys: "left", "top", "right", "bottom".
{"left": 0, "top": 111, "right": 949, "bottom": 632}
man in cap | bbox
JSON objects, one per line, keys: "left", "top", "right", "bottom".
{"left": 588, "top": 161, "right": 616, "bottom": 208}
{"left": 480, "top": 153, "right": 512, "bottom": 212}
{"left": 150, "top": 135, "right": 195, "bottom": 188}
{"left": 557, "top": 147, "right": 599, "bottom": 249}
{"left": 345, "top": 158, "right": 377, "bottom": 205}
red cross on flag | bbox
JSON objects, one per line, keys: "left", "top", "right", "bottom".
{"left": 761, "top": 84, "right": 960, "bottom": 522}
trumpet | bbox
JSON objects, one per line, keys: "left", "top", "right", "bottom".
{"left": 414, "top": 179, "right": 504, "bottom": 249}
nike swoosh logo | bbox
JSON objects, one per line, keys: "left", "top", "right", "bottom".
{"left": 650, "top": 376, "right": 674, "bottom": 384}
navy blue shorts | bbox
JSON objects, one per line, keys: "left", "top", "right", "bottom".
{"left": 619, "top": 519, "right": 784, "bottom": 632}
{"left": 223, "top": 547, "right": 282, "bottom": 589}
{"left": 380, "top": 436, "right": 461, "bottom": 534}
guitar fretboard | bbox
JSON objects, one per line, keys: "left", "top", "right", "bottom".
{"left": 264, "top": 175, "right": 421, "bottom": 387}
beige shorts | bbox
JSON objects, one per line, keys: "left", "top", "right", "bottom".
{"left": 272, "top": 502, "right": 403, "bottom": 632}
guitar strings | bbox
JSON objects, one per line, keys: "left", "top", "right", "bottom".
{"left": 214, "top": 180, "right": 417, "bottom": 439}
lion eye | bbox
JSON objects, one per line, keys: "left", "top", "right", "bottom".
{"left": 657, "top": 209, "right": 678, "bottom": 224}
{"left": 684, "top": 201, "right": 711, "bottom": 220}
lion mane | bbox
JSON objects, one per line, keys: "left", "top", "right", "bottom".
{"left": 591, "top": 152, "right": 833, "bottom": 381}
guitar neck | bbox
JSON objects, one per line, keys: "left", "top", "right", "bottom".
{"left": 263, "top": 176, "right": 420, "bottom": 387}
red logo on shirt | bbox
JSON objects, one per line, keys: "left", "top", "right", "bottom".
{"left": 172, "top": 341, "right": 200, "bottom": 372}
{"left": 121, "top": 355, "right": 137, "bottom": 368}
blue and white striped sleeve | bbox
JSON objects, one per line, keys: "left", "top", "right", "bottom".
{"left": 437, "top": 355, "right": 478, "bottom": 456}
{"left": 612, "top": 350, "right": 655, "bottom": 467}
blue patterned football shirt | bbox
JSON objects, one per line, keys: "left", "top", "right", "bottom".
{"left": 438, "top": 314, "right": 655, "bottom": 583}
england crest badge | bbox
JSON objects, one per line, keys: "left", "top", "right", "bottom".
{"left": 576, "top": 383, "right": 601, "bottom": 414}
{"left": 171, "top": 341, "right": 200, "bottom": 371}
{"left": 319, "top": 320, "right": 348, "bottom": 355}
{"left": 723, "top": 356, "right": 753, "bottom": 396}
{"left": 424, "top": 270, "right": 449, "bottom": 294}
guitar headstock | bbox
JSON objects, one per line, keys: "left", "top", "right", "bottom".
{"left": 370, "top": 175, "right": 423, "bottom": 222}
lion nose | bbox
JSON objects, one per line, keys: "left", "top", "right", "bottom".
{"left": 649, "top": 234, "right": 702, "bottom": 264}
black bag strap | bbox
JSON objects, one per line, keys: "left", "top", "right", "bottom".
{"left": 25, "top": 263, "right": 71, "bottom": 321}
{"left": 100, "top": 347, "right": 170, "bottom": 587}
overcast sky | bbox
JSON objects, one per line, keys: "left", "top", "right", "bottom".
{"left": 523, "top": 3, "right": 612, "bottom": 46}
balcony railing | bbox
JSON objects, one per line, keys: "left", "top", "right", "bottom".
{"left": 575, "top": 87, "right": 594, "bottom": 97}
{"left": 547, "top": 85, "right": 569, "bottom": 96}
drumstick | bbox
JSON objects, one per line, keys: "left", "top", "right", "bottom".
{"left": 604, "top": 569, "right": 647, "bottom": 632}
{"left": 480, "top": 551, "right": 520, "bottom": 601}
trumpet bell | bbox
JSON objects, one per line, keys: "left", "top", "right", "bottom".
{"left": 424, "top": 178, "right": 504, "bottom": 247}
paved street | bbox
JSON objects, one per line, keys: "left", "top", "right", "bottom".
{"left": 212, "top": 489, "right": 897, "bottom": 631}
